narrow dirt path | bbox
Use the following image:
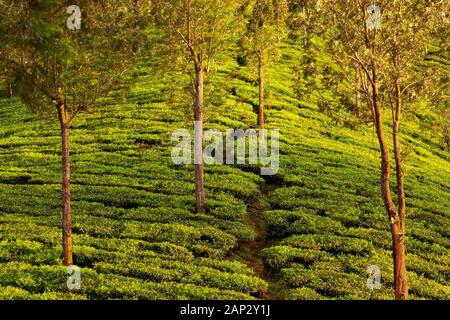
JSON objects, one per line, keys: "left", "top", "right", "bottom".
{"left": 229, "top": 184, "right": 279, "bottom": 300}
{"left": 245, "top": 187, "right": 277, "bottom": 300}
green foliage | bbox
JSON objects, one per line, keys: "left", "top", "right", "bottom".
{"left": 0, "top": 84, "right": 267, "bottom": 298}
{"left": 239, "top": 0, "right": 288, "bottom": 65}
{"left": 0, "top": 1, "right": 449, "bottom": 301}
{"left": 1, "top": 0, "right": 139, "bottom": 118}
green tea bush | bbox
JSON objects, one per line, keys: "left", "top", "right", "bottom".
{"left": 264, "top": 210, "right": 343, "bottom": 237}
{"left": 0, "top": 286, "right": 31, "bottom": 299}
{"left": 261, "top": 246, "right": 331, "bottom": 270}
{"left": 280, "top": 234, "right": 374, "bottom": 255}
{"left": 0, "top": 36, "right": 449, "bottom": 300}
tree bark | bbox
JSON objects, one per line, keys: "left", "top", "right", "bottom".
{"left": 57, "top": 104, "right": 73, "bottom": 266}
{"left": 194, "top": 62, "right": 206, "bottom": 214}
{"left": 443, "top": 124, "right": 450, "bottom": 152}
{"left": 392, "top": 62, "right": 408, "bottom": 300}
{"left": 372, "top": 69, "right": 396, "bottom": 217}
{"left": 361, "top": 3, "right": 408, "bottom": 299}
{"left": 445, "top": 131, "right": 450, "bottom": 152}
{"left": 258, "top": 54, "right": 265, "bottom": 140}
{"left": 371, "top": 67, "right": 408, "bottom": 300}
{"left": 7, "top": 81, "right": 12, "bottom": 98}
{"left": 391, "top": 220, "right": 408, "bottom": 299}
{"left": 355, "top": 64, "right": 361, "bottom": 119}
{"left": 132, "top": 0, "right": 139, "bottom": 53}
{"left": 302, "top": 6, "right": 308, "bottom": 49}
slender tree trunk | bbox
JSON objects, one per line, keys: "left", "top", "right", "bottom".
{"left": 371, "top": 67, "right": 408, "bottom": 300}
{"left": 258, "top": 55, "right": 265, "bottom": 140}
{"left": 445, "top": 132, "right": 450, "bottom": 152}
{"left": 302, "top": 6, "right": 308, "bottom": 48}
{"left": 132, "top": 0, "right": 139, "bottom": 53}
{"left": 355, "top": 64, "right": 361, "bottom": 119}
{"left": 7, "top": 81, "right": 12, "bottom": 98}
{"left": 392, "top": 63, "right": 408, "bottom": 300}
{"left": 57, "top": 104, "right": 73, "bottom": 266}
{"left": 391, "top": 220, "right": 408, "bottom": 299}
{"left": 443, "top": 124, "right": 450, "bottom": 152}
{"left": 194, "top": 62, "right": 206, "bottom": 214}
{"left": 391, "top": 143, "right": 408, "bottom": 301}
{"left": 372, "top": 69, "right": 396, "bottom": 217}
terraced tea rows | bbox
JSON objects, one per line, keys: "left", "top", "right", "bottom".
{"left": 0, "top": 41, "right": 449, "bottom": 299}
{"left": 248, "top": 42, "right": 450, "bottom": 299}
{"left": 0, "top": 61, "right": 269, "bottom": 299}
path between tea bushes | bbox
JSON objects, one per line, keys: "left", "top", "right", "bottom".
{"left": 229, "top": 181, "right": 281, "bottom": 300}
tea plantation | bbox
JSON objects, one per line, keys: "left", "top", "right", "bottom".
{"left": 0, "top": 41, "right": 449, "bottom": 300}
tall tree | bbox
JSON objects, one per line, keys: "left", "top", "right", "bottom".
{"left": 290, "top": 1, "right": 360, "bottom": 125}
{"left": 153, "top": 0, "right": 238, "bottom": 214}
{"left": 326, "top": 0, "right": 444, "bottom": 299}
{"left": 0, "top": 0, "right": 138, "bottom": 265}
{"left": 240, "top": 0, "right": 288, "bottom": 139}
{"left": 287, "top": 0, "right": 323, "bottom": 44}
{"left": 354, "top": 62, "right": 362, "bottom": 119}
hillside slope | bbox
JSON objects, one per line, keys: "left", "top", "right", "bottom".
{"left": 0, "top": 40, "right": 449, "bottom": 300}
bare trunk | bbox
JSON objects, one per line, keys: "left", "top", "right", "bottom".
{"left": 355, "top": 64, "right": 361, "bottom": 119}
{"left": 132, "top": 0, "right": 139, "bottom": 53}
{"left": 194, "top": 63, "right": 206, "bottom": 214}
{"left": 302, "top": 7, "right": 308, "bottom": 48}
{"left": 446, "top": 133, "right": 450, "bottom": 152}
{"left": 258, "top": 55, "right": 265, "bottom": 140}
{"left": 391, "top": 222, "right": 408, "bottom": 299}
{"left": 392, "top": 70, "right": 408, "bottom": 300}
{"left": 372, "top": 67, "right": 408, "bottom": 300}
{"left": 372, "top": 69, "right": 396, "bottom": 217}
{"left": 443, "top": 125, "right": 450, "bottom": 152}
{"left": 58, "top": 104, "right": 73, "bottom": 266}
{"left": 7, "top": 81, "right": 12, "bottom": 98}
